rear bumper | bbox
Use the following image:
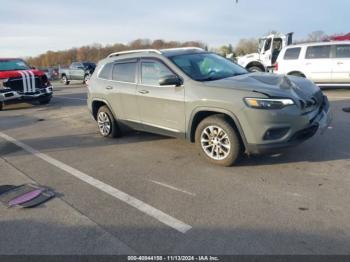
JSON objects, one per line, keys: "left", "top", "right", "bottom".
{"left": 245, "top": 96, "right": 332, "bottom": 154}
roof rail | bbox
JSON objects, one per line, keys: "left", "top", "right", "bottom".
{"left": 107, "top": 47, "right": 205, "bottom": 58}
{"left": 108, "top": 49, "right": 161, "bottom": 58}
{"left": 160, "top": 47, "right": 205, "bottom": 52}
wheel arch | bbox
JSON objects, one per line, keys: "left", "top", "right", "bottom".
{"left": 91, "top": 99, "right": 117, "bottom": 121}
{"left": 188, "top": 108, "right": 248, "bottom": 150}
{"left": 287, "top": 71, "right": 306, "bottom": 78}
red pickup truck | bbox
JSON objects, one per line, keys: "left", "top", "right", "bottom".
{"left": 0, "top": 58, "right": 53, "bottom": 110}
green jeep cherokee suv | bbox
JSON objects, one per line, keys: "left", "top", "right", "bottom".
{"left": 87, "top": 47, "right": 331, "bottom": 166}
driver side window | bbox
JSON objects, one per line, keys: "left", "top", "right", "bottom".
{"left": 141, "top": 60, "right": 174, "bottom": 86}
{"left": 264, "top": 38, "right": 272, "bottom": 51}
{"left": 264, "top": 38, "right": 272, "bottom": 52}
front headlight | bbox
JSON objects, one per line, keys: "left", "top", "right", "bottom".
{"left": 244, "top": 98, "right": 295, "bottom": 110}
{"left": 0, "top": 79, "right": 9, "bottom": 89}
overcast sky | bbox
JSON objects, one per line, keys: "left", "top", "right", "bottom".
{"left": 1, "top": 0, "right": 349, "bottom": 57}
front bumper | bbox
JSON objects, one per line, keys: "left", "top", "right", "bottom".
{"left": 244, "top": 96, "right": 332, "bottom": 154}
{"left": 0, "top": 86, "right": 53, "bottom": 104}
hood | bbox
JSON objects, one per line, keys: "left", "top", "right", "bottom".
{"left": 238, "top": 53, "right": 259, "bottom": 60}
{"left": 0, "top": 69, "right": 45, "bottom": 80}
{"left": 237, "top": 53, "right": 260, "bottom": 62}
{"left": 203, "top": 72, "right": 322, "bottom": 105}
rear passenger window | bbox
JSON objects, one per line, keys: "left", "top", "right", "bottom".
{"left": 305, "top": 45, "right": 331, "bottom": 59}
{"left": 335, "top": 45, "right": 350, "bottom": 58}
{"left": 98, "top": 63, "right": 113, "bottom": 80}
{"left": 112, "top": 62, "right": 137, "bottom": 83}
{"left": 283, "top": 48, "right": 301, "bottom": 60}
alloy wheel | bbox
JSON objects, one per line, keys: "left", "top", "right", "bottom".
{"left": 201, "top": 125, "right": 231, "bottom": 160}
{"left": 97, "top": 112, "right": 111, "bottom": 136}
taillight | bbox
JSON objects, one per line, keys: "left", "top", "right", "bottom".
{"left": 274, "top": 63, "right": 279, "bottom": 72}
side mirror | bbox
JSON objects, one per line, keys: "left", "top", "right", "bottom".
{"left": 159, "top": 75, "right": 182, "bottom": 86}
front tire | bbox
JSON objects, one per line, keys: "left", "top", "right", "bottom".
{"left": 288, "top": 72, "right": 306, "bottom": 78}
{"left": 62, "top": 75, "right": 70, "bottom": 85}
{"left": 83, "top": 74, "right": 90, "bottom": 85}
{"left": 0, "top": 102, "right": 4, "bottom": 111}
{"left": 97, "top": 106, "right": 120, "bottom": 138}
{"left": 195, "top": 114, "right": 242, "bottom": 167}
{"left": 248, "top": 66, "right": 264, "bottom": 72}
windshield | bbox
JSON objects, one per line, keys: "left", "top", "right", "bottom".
{"left": 0, "top": 59, "right": 31, "bottom": 71}
{"left": 169, "top": 53, "right": 248, "bottom": 82}
{"left": 258, "top": 38, "right": 265, "bottom": 52}
{"left": 83, "top": 62, "right": 96, "bottom": 69}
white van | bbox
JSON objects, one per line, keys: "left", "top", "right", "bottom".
{"left": 274, "top": 41, "right": 350, "bottom": 87}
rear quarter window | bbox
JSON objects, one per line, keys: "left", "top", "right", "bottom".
{"left": 98, "top": 63, "right": 113, "bottom": 80}
{"left": 305, "top": 45, "right": 331, "bottom": 59}
{"left": 283, "top": 48, "right": 301, "bottom": 60}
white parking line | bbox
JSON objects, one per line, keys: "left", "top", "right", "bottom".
{"left": 149, "top": 180, "right": 196, "bottom": 196}
{"left": 0, "top": 131, "right": 192, "bottom": 234}
{"left": 54, "top": 96, "right": 87, "bottom": 101}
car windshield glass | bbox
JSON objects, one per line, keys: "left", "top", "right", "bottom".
{"left": 0, "top": 59, "right": 31, "bottom": 71}
{"left": 83, "top": 63, "right": 96, "bottom": 68}
{"left": 169, "top": 53, "right": 248, "bottom": 82}
{"left": 258, "top": 39, "right": 265, "bottom": 52}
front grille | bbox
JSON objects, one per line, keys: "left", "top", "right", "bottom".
{"left": 290, "top": 125, "right": 318, "bottom": 142}
{"left": 4, "top": 78, "right": 23, "bottom": 91}
{"left": 4, "top": 77, "right": 44, "bottom": 94}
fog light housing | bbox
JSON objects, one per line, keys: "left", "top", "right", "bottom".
{"left": 263, "top": 127, "right": 290, "bottom": 140}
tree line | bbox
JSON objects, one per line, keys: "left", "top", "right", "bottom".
{"left": 26, "top": 39, "right": 207, "bottom": 68}
{"left": 27, "top": 31, "right": 346, "bottom": 68}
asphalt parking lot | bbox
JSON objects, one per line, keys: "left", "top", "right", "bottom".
{"left": 0, "top": 82, "right": 350, "bottom": 255}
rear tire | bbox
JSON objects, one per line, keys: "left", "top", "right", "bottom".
{"left": 0, "top": 102, "right": 3, "bottom": 111}
{"left": 97, "top": 106, "right": 120, "bottom": 138}
{"left": 195, "top": 114, "right": 242, "bottom": 167}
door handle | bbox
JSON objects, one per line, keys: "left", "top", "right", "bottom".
{"left": 337, "top": 62, "right": 344, "bottom": 65}
{"left": 305, "top": 63, "right": 311, "bottom": 66}
{"left": 105, "top": 86, "right": 113, "bottom": 90}
{"left": 138, "top": 90, "right": 149, "bottom": 94}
